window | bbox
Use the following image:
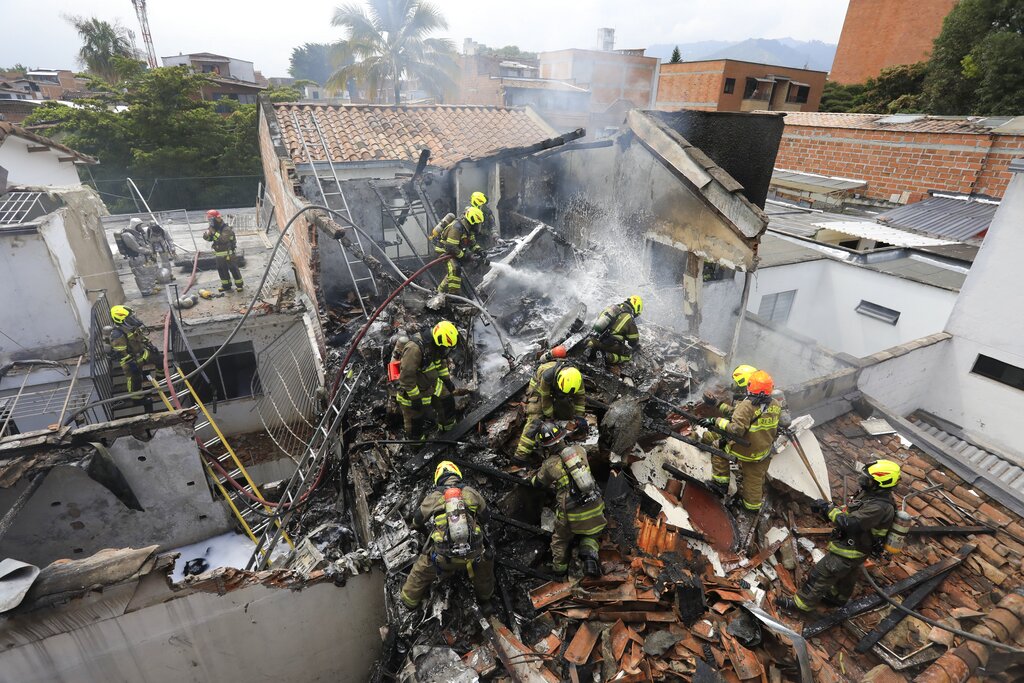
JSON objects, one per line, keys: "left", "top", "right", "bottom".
{"left": 971, "top": 355, "right": 1024, "bottom": 392}
{"left": 758, "top": 290, "right": 796, "bottom": 324}
{"left": 786, "top": 84, "right": 810, "bottom": 104}
{"left": 702, "top": 261, "right": 735, "bottom": 282}
{"left": 855, "top": 300, "right": 900, "bottom": 325}
{"left": 743, "top": 77, "right": 771, "bottom": 101}
{"left": 723, "top": 78, "right": 735, "bottom": 94}
{"left": 179, "top": 342, "right": 261, "bottom": 402}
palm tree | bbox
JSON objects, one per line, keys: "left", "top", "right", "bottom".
{"left": 328, "top": 0, "right": 458, "bottom": 104}
{"left": 64, "top": 15, "right": 138, "bottom": 84}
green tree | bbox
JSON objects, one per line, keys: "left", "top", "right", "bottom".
{"left": 477, "top": 44, "right": 538, "bottom": 61}
{"left": 855, "top": 62, "right": 928, "bottom": 113}
{"left": 288, "top": 43, "right": 336, "bottom": 85}
{"left": 925, "top": 0, "right": 1024, "bottom": 114}
{"left": 819, "top": 81, "right": 865, "bottom": 112}
{"left": 267, "top": 84, "right": 303, "bottom": 102}
{"left": 25, "top": 67, "right": 261, "bottom": 211}
{"left": 328, "top": 0, "right": 458, "bottom": 104}
{"left": 64, "top": 15, "right": 138, "bottom": 84}
{"left": 669, "top": 46, "right": 682, "bottom": 64}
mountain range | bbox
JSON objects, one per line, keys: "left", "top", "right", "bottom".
{"left": 647, "top": 38, "right": 837, "bottom": 72}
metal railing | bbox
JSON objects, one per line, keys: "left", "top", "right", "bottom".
{"left": 252, "top": 320, "right": 324, "bottom": 462}
{"left": 87, "top": 293, "right": 115, "bottom": 423}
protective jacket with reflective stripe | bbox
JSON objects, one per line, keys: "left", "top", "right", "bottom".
{"left": 434, "top": 217, "right": 480, "bottom": 259}
{"left": 415, "top": 485, "right": 489, "bottom": 557}
{"left": 720, "top": 398, "right": 781, "bottom": 461}
{"left": 593, "top": 304, "right": 639, "bottom": 346}
{"left": 826, "top": 488, "right": 895, "bottom": 559}
{"left": 395, "top": 333, "right": 450, "bottom": 406}
{"left": 528, "top": 361, "right": 585, "bottom": 418}
{"left": 533, "top": 446, "right": 606, "bottom": 536}
{"left": 203, "top": 220, "right": 236, "bottom": 256}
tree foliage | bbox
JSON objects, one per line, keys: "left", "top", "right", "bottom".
{"left": 328, "top": 0, "right": 459, "bottom": 104}
{"left": 288, "top": 43, "right": 336, "bottom": 85}
{"left": 25, "top": 67, "right": 261, "bottom": 211}
{"left": 669, "top": 46, "right": 682, "bottom": 63}
{"left": 64, "top": 15, "right": 138, "bottom": 84}
{"left": 477, "top": 44, "right": 537, "bottom": 61}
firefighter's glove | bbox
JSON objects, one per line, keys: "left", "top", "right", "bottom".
{"left": 697, "top": 417, "right": 716, "bottom": 429}
{"left": 810, "top": 499, "right": 832, "bottom": 517}
{"left": 702, "top": 392, "right": 717, "bottom": 407}
{"left": 570, "top": 416, "right": 589, "bottom": 433}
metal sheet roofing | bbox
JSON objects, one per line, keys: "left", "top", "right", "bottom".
{"left": 775, "top": 111, "right": 1024, "bottom": 135}
{"left": 876, "top": 196, "right": 998, "bottom": 241}
{"left": 811, "top": 219, "right": 956, "bottom": 248}
{"left": 771, "top": 168, "right": 866, "bottom": 194}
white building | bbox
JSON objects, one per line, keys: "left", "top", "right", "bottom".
{"left": 0, "top": 122, "right": 96, "bottom": 188}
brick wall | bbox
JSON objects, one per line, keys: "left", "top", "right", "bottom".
{"left": 456, "top": 55, "right": 504, "bottom": 106}
{"left": 655, "top": 61, "right": 725, "bottom": 111}
{"left": 775, "top": 124, "right": 1024, "bottom": 202}
{"left": 655, "top": 61, "right": 826, "bottom": 113}
{"left": 831, "top": 0, "right": 957, "bottom": 84}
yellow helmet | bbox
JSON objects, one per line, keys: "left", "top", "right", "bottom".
{"left": 432, "top": 320, "right": 459, "bottom": 348}
{"left": 731, "top": 364, "right": 758, "bottom": 388}
{"left": 434, "top": 460, "right": 462, "bottom": 485}
{"left": 866, "top": 459, "right": 901, "bottom": 489}
{"left": 110, "top": 305, "right": 132, "bottom": 324}
{"left": 556, "top": 366, "right": 583, "bottom": 395}
{"left": 470, "top": 191, "right": 487, "bottom": 207}
{"left": 464, "top": 207, "right": 484, "bottom": 225}
{"left": 627, "top": 295, "right": 643, "bottom": 317}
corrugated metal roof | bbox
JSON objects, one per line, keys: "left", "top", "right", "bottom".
{"left": 876, "top": 196, "right": 998, "bottom": 241}
{"left": 812, "top": 220, "right": 956, "bottom": 248}
{"left": 861, "top": 254, "right": 967, "bottom": 292}
{"left": 774, "top": 111, "right": 1024, "bottom": 135}
{"left": 771, "top": 169, "right": 866, "bottom": 194}
{"left": 911, "top": 416, "right": 1024, "bottom": 500}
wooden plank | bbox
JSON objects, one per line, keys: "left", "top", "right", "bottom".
{"left": 854, "top": 563, "right": 957, "bottom": 654}
{"left": 565, "top": 622, "right": 601, "bottom": 665}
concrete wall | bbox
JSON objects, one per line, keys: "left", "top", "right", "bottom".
{"left": 737, "top": 312, "right": 855, "bottom": 389}
{"left": 539, "top": 49, "right": 658, "bottom": 112}
{"left": 748, "top": 258, "right": 957, "bottom": 358}
{"left": 0, "top": 571, "right": 386, "bottom": 683}
{"left": 0, "top": 134, "right": 83, "bottom": 187}
{"left": 830, "top": 0, "right": 957, "bottom": 84}
{"left": 0, "top": 421, "right": 233, "bottom": 567}
{"left": 858, "top": 333, "right": 952, "bottom": 416}
{"left": 775, "top": 120, "right": 1024, "bottom": 203}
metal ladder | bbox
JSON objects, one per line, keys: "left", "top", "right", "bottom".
{"left": 289, "top": 109, "right": 379, "bottom": 317}
{"left": 246, "top": 368, "right": 364, "bottom": 570}
{"left": 173, "top": 369, "right": 293, "bottom": 562}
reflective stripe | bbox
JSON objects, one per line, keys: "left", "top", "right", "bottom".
{"left": 827, "top": 541, "right": 865, "bottom": 559}
{"left": 792, "top": 593, "right": 813, "bottom": 611}
{"left": 712, "top": 475, "right": 730, "bottom": 484}
{"left": 726, "top": 445, "right": 771, "bottom": 462}
{"left": 748, "top": 420, "right": 779, "bottom": 433}
{"left": 742, "top": 499, "right": 762, "bottom": 511}
{"left": 400, "top": 589, "right": 419, "bottom": 608}
{"left": 871, "top": 528, "right": 889, "bottom": 536}
{"left": 566, "top": 502, "right": 605, "bottom": 522}
{"left": 828, "top": 506, "right": 843, "bottom": 523}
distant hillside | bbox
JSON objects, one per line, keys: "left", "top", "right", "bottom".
{"left": 648, "top": 38, "right": 836, "bottom": 72}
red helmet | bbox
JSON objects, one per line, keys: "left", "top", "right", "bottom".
{"left": 748, "top": 370, "right": 774, "bottom": 396}
{"left": 207, "top": 209, "right": 221, "bottom": 219}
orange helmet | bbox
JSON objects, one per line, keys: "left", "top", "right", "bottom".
{"left": 747, "top": 370, "right": 774, "bottom": 396}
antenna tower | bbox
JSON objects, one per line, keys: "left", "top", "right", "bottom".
{"left": 131, "top": 0, "right": 158, "bottom": 68}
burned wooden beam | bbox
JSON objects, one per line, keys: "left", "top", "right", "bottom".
{"left": 802, "top": 544, "right": 975, "bottom": 638}
{"left": 854, "top": 561, "right": 958, "bottom": 653}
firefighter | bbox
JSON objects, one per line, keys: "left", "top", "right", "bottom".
{"left": 146, "top": 222, "right": 176, "bottom": 270}
{"left": 400, "top": 461, "right": 495, "bottom": 614}
{"left": 203, "top": 210, "right": 243, "bottom": 292}
{"left": 393, "top": 320, "right": 460, "bottom": 440}
{"left": 514, "top": 354, "right": 586, "bottom": 464}
{"left": 585, "top": 296, "right": 642, "bottom": 366}
{"left": 467, "top": 191, "right": 495, "bottom": 249}
{"left": 118, "top": 218, "right": 159, "bottom": 296}
{"left": 433, "top": 206, "right": 488, "bottom": 296}
{"left": 530, "top": 422, "right": 607, "bottom": 577}
{"left": 702, "top": 370, "right": 781, "bottom": 510}
{"left": 109, "top": 305, "right": 163, "bottom": 402}
{"left": 702, "top": 364, "right": 758, "bottom": 419}
{"left": 776, "top": 459, "right": 900, "bottom": 613}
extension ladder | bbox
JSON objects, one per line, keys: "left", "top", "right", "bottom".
{"left": 288, "top": 109, "right": 379, "bottom": 316}
{"left": 246, "top": 368, "right": 364, "bottom": 570}
{"left": 174, "top": 369, "right": 293, "bottom": 563}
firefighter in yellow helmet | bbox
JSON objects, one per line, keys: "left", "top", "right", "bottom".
{"left": 514, "top": 358, "right": 586, "bottom": 464}
{"left": 467, "top": 191, "right": 495, "bottom": 249}
{"left": 585, "top": 296, "right": 642, "bottom": 366}
{"left": 433, "top": 206, "right": 488, "bottom": 296}
{"left": 701, "top": 364, "right": 758, "bottom": 420}
{"left": 703, "top": 370, "right": 781, "bottom": 510}
{"left": 777, "top": 459, "right": 899, "bottom": 613}
{"left": 530, "top": 422, "right": 607, "bottom": 577}
{"left": 108, "top": 305, "right": 163, "bottom": 405}
{"left": 400, "top": 461, "right": 496, "bottom": 614}
{"left": 392, "top": 321, "right": 460, "bottom": 441}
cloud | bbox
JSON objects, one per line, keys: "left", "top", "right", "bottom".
{"left": 0, "top": 0, "right": 848, "bottom": 76}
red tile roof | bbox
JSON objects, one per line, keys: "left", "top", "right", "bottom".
{"left": 272, "top": 103, "right": 559, "bottom": 168}
{"left": 772, "top": 111, "right": 1022, "bottom": 134}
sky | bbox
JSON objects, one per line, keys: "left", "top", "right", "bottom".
{"left": 1, "top": 0, "right": 850, "bottom": 77}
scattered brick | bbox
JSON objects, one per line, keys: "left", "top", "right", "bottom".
{"left": 951, "top": 486, "right": 982, "bottom": 510}
{"left": 928, "top": 471, "right": 960, "bottom": 491}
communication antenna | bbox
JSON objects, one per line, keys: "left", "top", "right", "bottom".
{"left": 131, "top": 0, "right": 158, "bottom": 68}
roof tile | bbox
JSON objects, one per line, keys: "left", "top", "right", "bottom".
{"left": 272, "top": 104, "right": 558, "bottom": 168}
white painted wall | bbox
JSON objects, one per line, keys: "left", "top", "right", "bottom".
{"left": 0, "top": 135, "right": 82, "bottom": 187}
{"left": 915, "top": 168, "right": 1024, "bottom": 456}
{"left": 747, "top": 259, "right": 957, "bottom": 358}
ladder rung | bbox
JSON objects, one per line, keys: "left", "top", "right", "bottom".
{"left": 202, "top": 436, "right": 221, "bottom": 449}
{"left": 194, "top": 420, "right": 210, "bottom": 430}
{"left": 221, "top": 468, "right": 243, "bottom": 481}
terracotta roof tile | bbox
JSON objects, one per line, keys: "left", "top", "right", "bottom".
{"left": 771, "top": 111, "right": 1021, "bottom": 135}
{"left": 272, "top": 103, "right": 558, "bottom": 169}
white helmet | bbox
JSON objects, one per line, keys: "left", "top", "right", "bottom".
{"left": 128, "top": 217, "right": 143, "bottom": 229}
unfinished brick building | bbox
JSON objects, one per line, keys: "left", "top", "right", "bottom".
{"left": 655, "top": 60, "right": 826, "bottom": 113}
